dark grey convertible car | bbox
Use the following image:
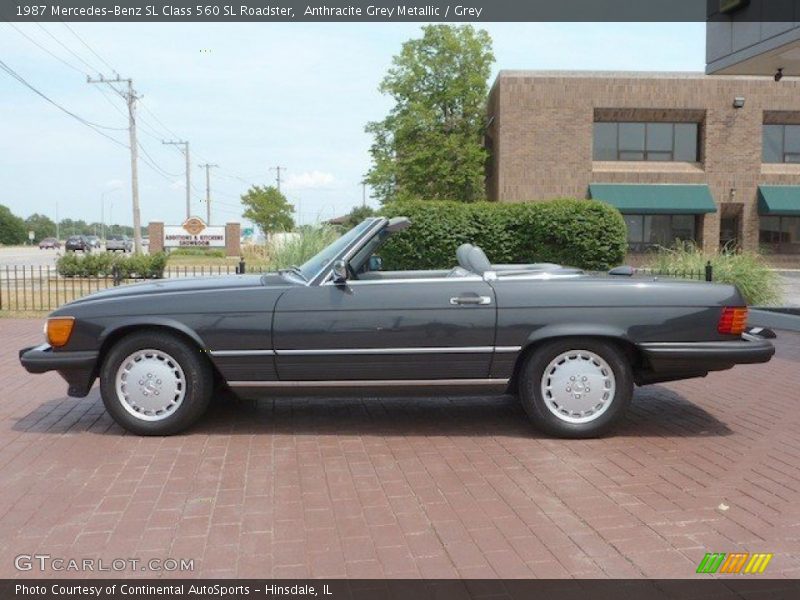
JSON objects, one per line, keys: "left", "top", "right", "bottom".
{"left": 20, "top": 217, "right": 775, "bottom": 438}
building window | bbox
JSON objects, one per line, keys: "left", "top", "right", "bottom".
{"left": 763, "top": 124, "right": 800, "bottom": 163}
{"left": 623, "top": 214, "right": 698, "bottom": 252}
{"left": 593, "top": 122, "right": 699, "bottom": 162}
{"left": 760, "top": 216, "right": 800, "bottom": 253}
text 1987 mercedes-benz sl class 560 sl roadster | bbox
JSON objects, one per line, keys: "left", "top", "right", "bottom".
{"left": 20, "top": 217, "right": 776, "bottom": 438}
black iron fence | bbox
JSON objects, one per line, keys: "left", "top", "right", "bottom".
{"left": 0, "top": 263, "right": 268, "bottom": 312}
{"left": 636, "top": 261, "right": 713, "bottom": 283}
{"left": 0, "top": 261, "right": 714, "bottom": 313}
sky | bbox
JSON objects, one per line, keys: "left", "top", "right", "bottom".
{"left": 0, "top": 22, "right": 705, "bottom": 230}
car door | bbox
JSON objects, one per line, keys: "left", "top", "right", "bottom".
{"left": 272, "top": 277, "right": 497, "bottom": 381}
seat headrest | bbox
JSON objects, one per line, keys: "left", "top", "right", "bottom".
{"left": 456, "top": 243, "right": 474, "bottom": 270}
{"left": 467, "top": 246, "right": 492, "bottom": 275}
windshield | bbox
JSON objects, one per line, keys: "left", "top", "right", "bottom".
{"left": 295, "top": 219, "right": 378, "bottom": 281}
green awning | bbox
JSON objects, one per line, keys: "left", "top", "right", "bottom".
{"left": 758, "top": 186, "right": 800, "bottom": 216}
{"left": 589, "top": 184, "right": 717, "bottom": 215}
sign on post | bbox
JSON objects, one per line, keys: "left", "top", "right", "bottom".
{"left": 164, "top": 217, "right": 225, "bottom": 248}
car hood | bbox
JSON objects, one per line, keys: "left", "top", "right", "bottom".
{"left": 65, "top": 273, "right": 292, "bottom": 305}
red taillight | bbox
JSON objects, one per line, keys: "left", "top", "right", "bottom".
{"left": 718, "top": 307, "right": 748, "bottom": 335}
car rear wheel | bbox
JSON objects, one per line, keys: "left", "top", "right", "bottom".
{"left": 518, "top": 338, "right": 633, "bottom": 438}
{"left": 100, "top": 331, "right": 212, "bottom": 435}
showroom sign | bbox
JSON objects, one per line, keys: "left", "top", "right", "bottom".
{"left": 164, "top": 217, "right": 225, "bottom": 248}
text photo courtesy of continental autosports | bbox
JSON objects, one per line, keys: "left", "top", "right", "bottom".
{"left": 1, "top": 0, "right": 800, "bottom": 595}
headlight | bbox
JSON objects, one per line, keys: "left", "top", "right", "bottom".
{"left": 45, "top": 317, "right": 75, "bottom": 347}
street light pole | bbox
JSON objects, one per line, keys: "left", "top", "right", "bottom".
{"left": 101, "top": 188, "right": 120, "bottom": 242}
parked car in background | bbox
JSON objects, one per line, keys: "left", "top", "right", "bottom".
{"left": 38, "top": 237, "right": 60, "bottom": 250}
{"left": 19, "top": 217, "right": 775, "bottom": 438}
{"left": 106, "top": 235, "right": 132, "bottom": 253}
{"left": 64, "top": 235, "right": 91, "bottom": 253}
{"left": 86, "top": 235, "right": 101, "bottom": 250}
{"left": 141, "top": 236, "right": 149, "bottom": 247}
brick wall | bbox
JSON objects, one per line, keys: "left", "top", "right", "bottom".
{"left": 487, "top": 71, "right": 800, "bottom": 252}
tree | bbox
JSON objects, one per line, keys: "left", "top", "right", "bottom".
{"left": 240, "top": 185, "right": 295, "bottom": 234}
{"left": 365, "top": 25, "right": 495, "bottom": 204}
{"left": 342, "top": 205, "right": 376, "bottom": 230}
{"left": 0, "top": 204, "right": 27, "bottom": 245}
{"left": 25, "top": 213, "right": 57, "bottom": 242}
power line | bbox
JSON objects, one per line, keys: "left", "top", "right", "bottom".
{"left": 0, "top": 59, "right": 129, "bottom": 146}
{"left": 5, "top": 22, "right": 86, "bottom": 75}
{"left": 61, "top": 22, "right": 118, "bottom": 75}
{"left": 138, "top": 99, "right": 182, "bottom": 140}
{"left": 35, "top": 22, "right": 101, "bottom": 74}
{"left": 138, "top": 141, "right": 181, "bottom": 178}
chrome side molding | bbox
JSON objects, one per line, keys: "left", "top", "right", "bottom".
{"left": 212, "top": 346, "right": 522, "bottom": 357}
{"left": 228, "top": 378, "right": 510, "bottom": 388}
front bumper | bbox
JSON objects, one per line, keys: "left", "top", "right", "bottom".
{"left": 636, "top": 332, "right": 775, "bottom": 385}
{"left": 19, "top": 344, "right": 99, "bottom": 397}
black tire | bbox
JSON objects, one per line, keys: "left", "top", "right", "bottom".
{"left": 99, "top": 331, "right": 212, "bottom": 435}
{"left": 518, "top": 338, "right": 633, "bottom": 438}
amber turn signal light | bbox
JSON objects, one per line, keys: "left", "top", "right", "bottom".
{"left": 45, "top": 317, "right": 75, "bottom": 347}
{"left": 718, "top": 307, "right": 748, "bottom": 336}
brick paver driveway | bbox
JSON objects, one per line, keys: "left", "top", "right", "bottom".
{"left": 1, "top": 318, "right": 798, "bottom": 579}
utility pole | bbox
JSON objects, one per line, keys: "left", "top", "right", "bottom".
{"left": 270, "top": 166, "right": 285, "bottom": 192}
{"left": 87, "top": 74, "right": 142, "bottom": 254}
{"left": 362, "top": 182, "right": 367, "bottom": 208}
{"left": 55, "top": 201, "right": 59, "bottom": 241}
{"left": 163, "top": 140, "right": 190, "bottom": 219}
{"left": 199, "top": 163, "right": 218, "bottom": 224}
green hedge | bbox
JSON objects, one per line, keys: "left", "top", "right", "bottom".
{"left": 379, "top": 199, "right": 627, "bottom": 271}
{"left": 169, "top": 247, "right": 226, "bottom": 258}
{"left": 57, "top": 252, "right": 167, "bottom": 279}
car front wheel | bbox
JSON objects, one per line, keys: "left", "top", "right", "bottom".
{"left": 518, "top": 338, "right": 633, "bottom": 438}
{"left": 100, "top": 331, "right": 212, "bottom": 435}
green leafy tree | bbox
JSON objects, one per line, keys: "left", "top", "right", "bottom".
{"left": 240, "top": 185, "right": 295, "bottom": 234}
{"left": 365, "top": 25, "right": 495, "bottom": 204}
{"left": 25, "top": 213, "right": 57, "bottom": 242}
{"left": 342, "top": 205, "right": 376, "bottom": 230}
{"left": 0, "top": 204, "right": 27, "bottom": 245}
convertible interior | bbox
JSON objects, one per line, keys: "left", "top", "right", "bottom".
{"left": 352, "top": 218, "right": 583, "bottom": 281}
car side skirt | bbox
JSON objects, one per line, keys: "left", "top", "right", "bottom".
{"left": 227, "top": 378, "right": 510, "bottom": 397}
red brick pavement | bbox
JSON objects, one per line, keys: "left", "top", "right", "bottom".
{"left": 0, "top": 318, "right": 799, "bottom": 579}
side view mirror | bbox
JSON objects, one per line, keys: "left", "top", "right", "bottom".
{"left": 368, "top": 255, "right": 383, "bottom": 272}
{"left": 332, "top": 259, "right": 348, "bottom": 284}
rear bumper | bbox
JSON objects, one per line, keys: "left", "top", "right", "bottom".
{"left": 19, "top": 344, "right": 98, "bottom": 397}
{"left": 636, "top": 332, "right": 775, "bottom": 385}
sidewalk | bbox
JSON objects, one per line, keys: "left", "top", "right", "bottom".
{"left": 1, "top": 319, "right": 799, "bottom": 579}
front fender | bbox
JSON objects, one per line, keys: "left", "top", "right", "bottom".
{"left": 98, "top": 317, "right": 207, "bottom": 351}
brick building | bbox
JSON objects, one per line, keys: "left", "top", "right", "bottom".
{"left": 486, "top": 71, "right": 800, "bottom": 254}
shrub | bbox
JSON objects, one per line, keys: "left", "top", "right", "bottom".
{"left": 169, "top": 248, "right": 226, "bottom": 258}
{"left": 649, "top": 243, "right": 782, "bottom": 306}
{"left": 379, "top": 198, "right": 627, "bottom": 271}
{"left": 56, "top": 252, "right": 167, "bottom": 279}
{"left": 267, "top": 226, "right": 339, "bottom": 270}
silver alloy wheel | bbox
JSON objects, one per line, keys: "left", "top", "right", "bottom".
{"left": 114, "top": 349, "right": 186, "bottom": 422}
{"left": 540, "top": 349, "right": 616, "bottom": 424}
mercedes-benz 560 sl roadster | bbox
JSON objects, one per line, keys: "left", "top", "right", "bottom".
{"left": 19, "top": 217, "right": 775, "bottom": 438}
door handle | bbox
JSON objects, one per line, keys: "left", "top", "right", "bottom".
{"left": 450, "top": 295, "right": 492, "bottom": 305}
